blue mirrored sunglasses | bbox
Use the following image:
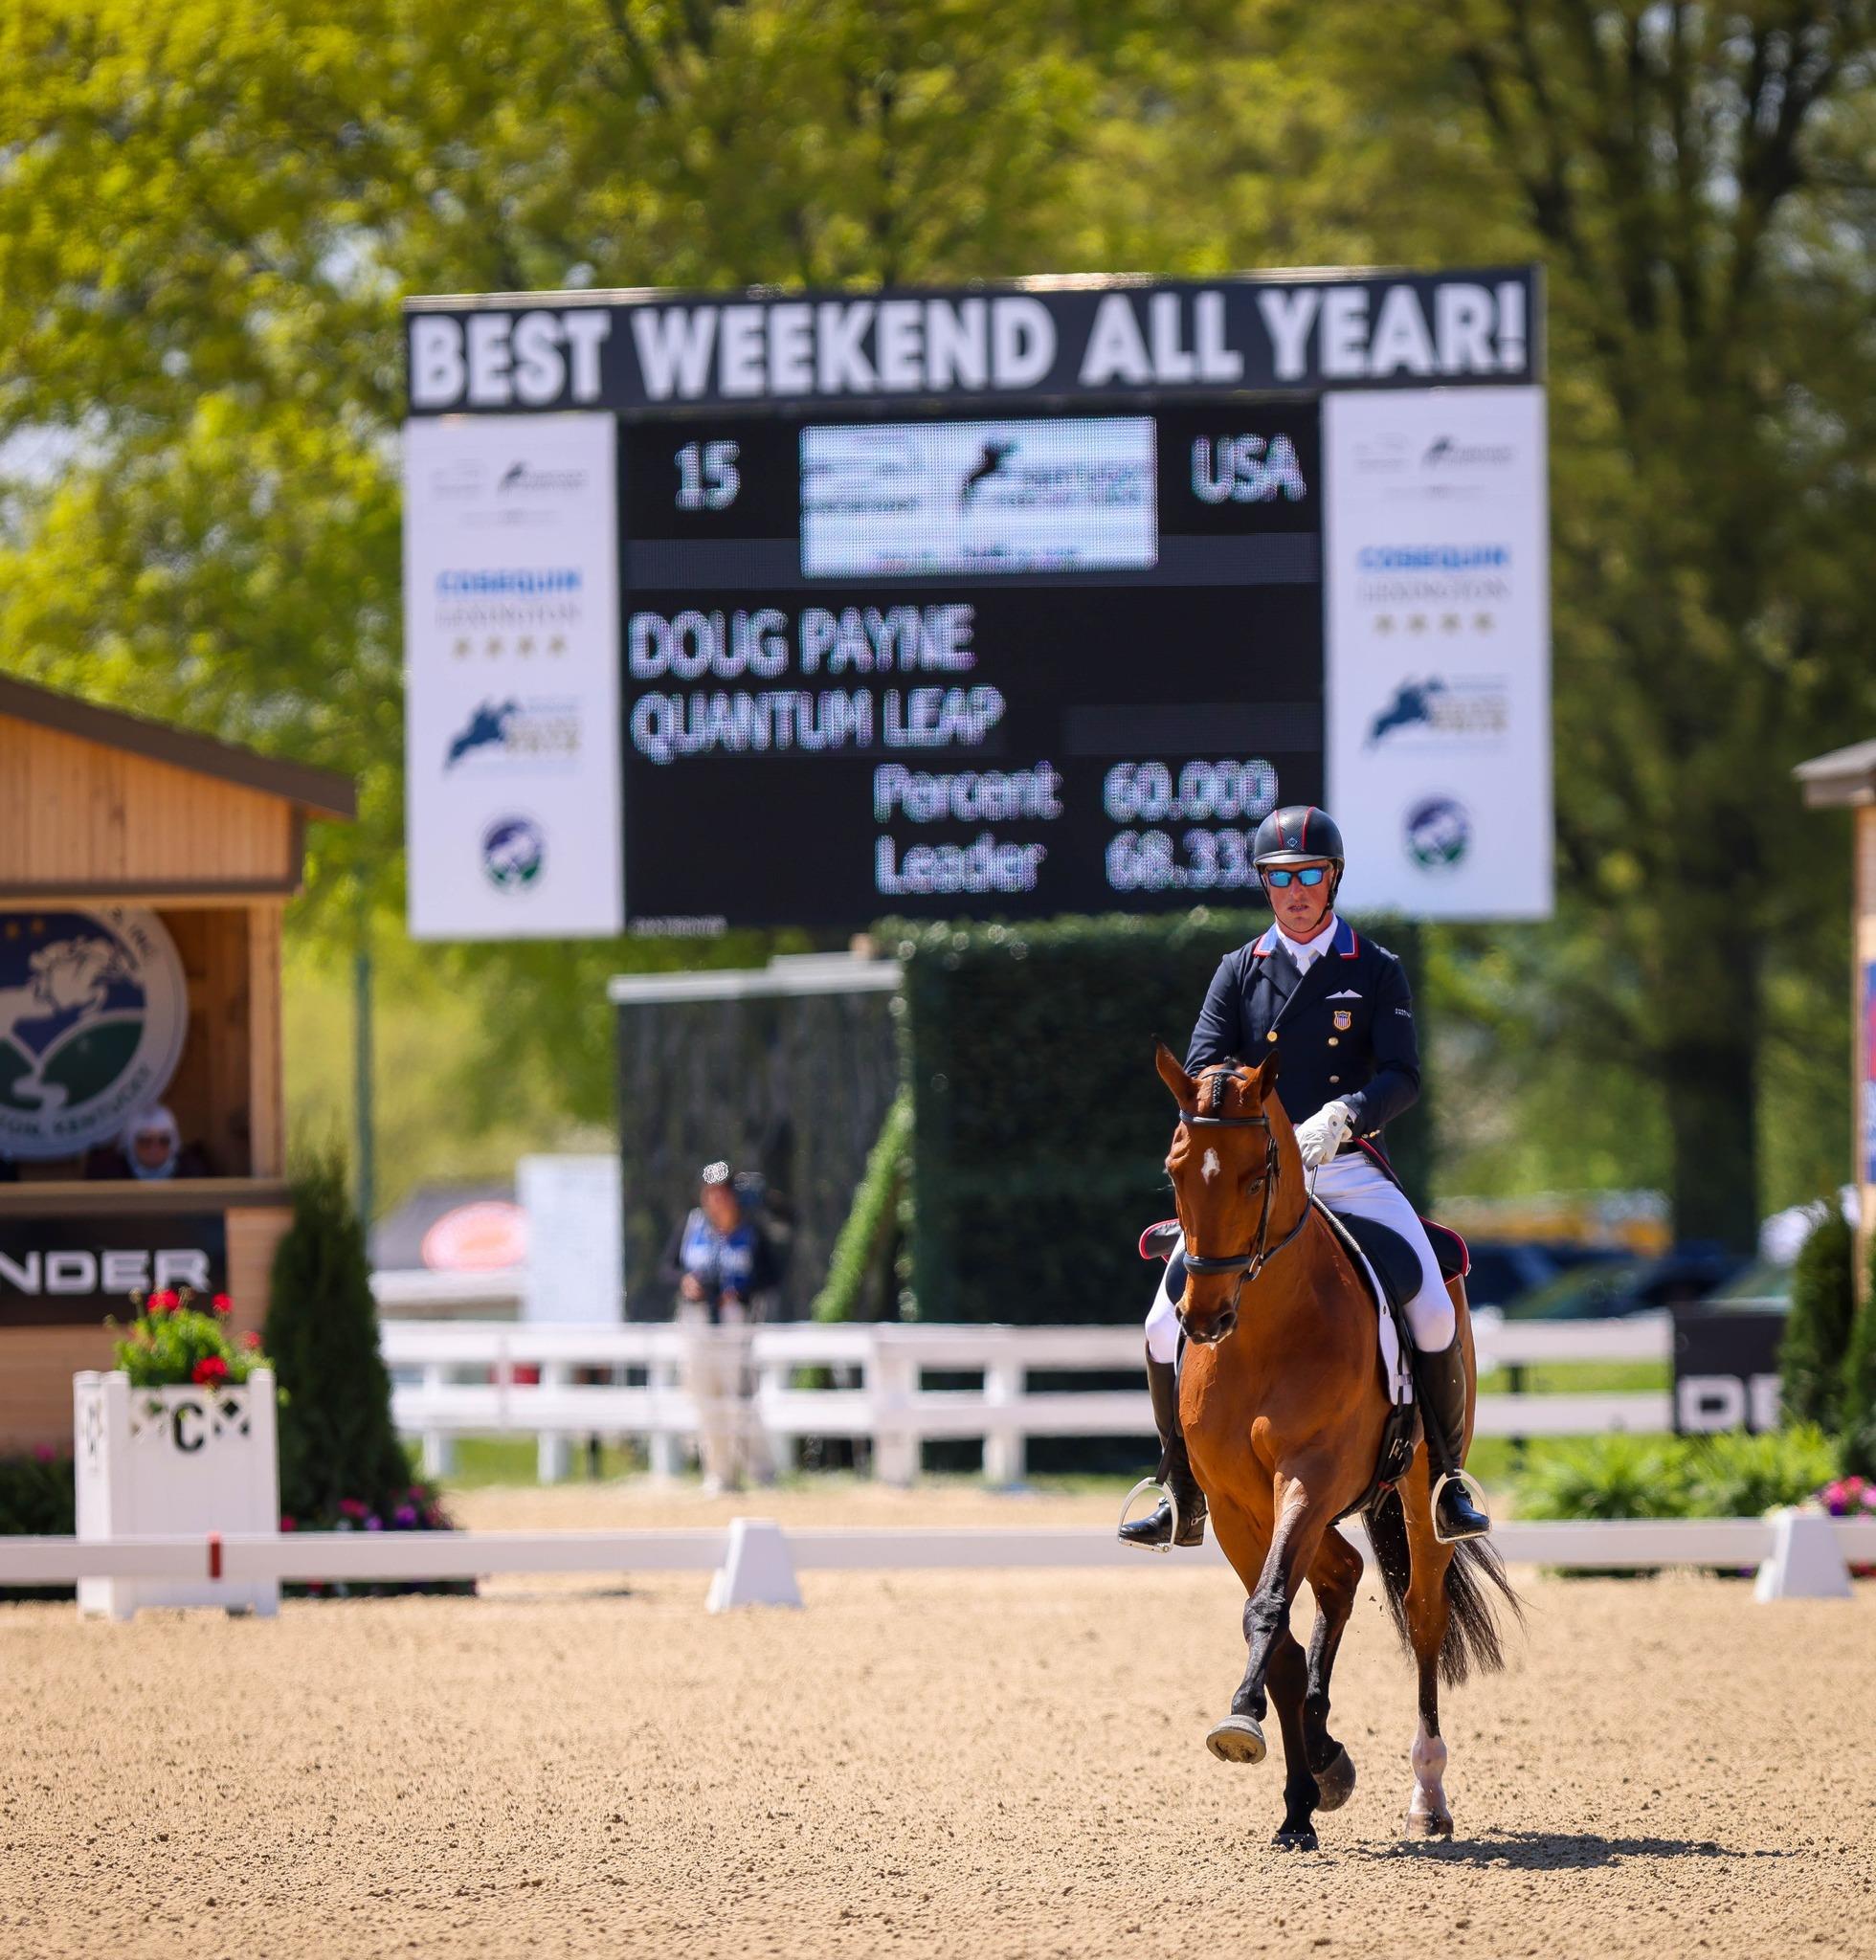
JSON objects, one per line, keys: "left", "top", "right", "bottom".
{"left": 1263, "top": 866, "right": 1329, "bottom": 888}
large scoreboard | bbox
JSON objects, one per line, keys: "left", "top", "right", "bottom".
{"left": 402, "top": 272, "right": 1550, "bottom": 937}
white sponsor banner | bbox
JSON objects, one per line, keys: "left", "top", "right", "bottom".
{"left": 519, "top": 1153, "right": 623, "bottom": 1324}
{"left": 403, "top": 415, "right": 621, "bottom": 938}
{"left": 800, "top": 417, "right": 1156, "bottom": 578}
{"left": 1324, "top": 388, "right": 1552, "bottom": 920}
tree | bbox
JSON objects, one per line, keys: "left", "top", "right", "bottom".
{"left": 1842, "top": 1234, "right": 1876, "bottom": 1479}
{"left": 265, "top": 1149, "right": 411, "bottom": 1521}
{"left": 1780, "top": 1201, "right": 1855, "bottom": 1429}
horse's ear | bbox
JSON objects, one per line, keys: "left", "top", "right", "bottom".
{"left": 1153, "top": 1038, "right": 1195, "bottom": 1105}
{"left": 1252, "top": 1045, "right": 1281, "bottom": 1097}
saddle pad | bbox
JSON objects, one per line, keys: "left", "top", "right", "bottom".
{"left": 1313, "top": 1200, "right": 1414, "bottom": 1408}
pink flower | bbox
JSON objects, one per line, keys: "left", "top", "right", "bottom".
{"left": 279, "top": 1516, "right": 298, "bottom": 1532}
{"left": 33, "top": 1443, "right": 56, "bottom": 1464}
{"left": 363, "top": 1515, "right": 383, "bottom": 1531}
{"left": 337, "top": 1498, "right": 368, "bottom": 1521}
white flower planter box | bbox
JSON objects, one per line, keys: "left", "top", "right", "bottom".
{"left": 74, "top": 1369, "right": 280, "bottom": 1620}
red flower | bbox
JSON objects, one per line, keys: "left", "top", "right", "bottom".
{"left": 240, "top": 1331, "right": 262, "bottom": 1351}
{"left": 212, "top": 1293, "right": 233, "bottom": 1316}
{"left": 148, "top": 1289, "right": 179, "bottom": 1315}
{"left": 191, "top": 1356, "right": 229, "bottom": 1388}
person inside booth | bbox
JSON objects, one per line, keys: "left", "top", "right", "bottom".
{"left": 82, "top": 1103, "right": 214, "bottom": 1182}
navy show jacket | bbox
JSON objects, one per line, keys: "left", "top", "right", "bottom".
{"left": 1184, "top": 916, "right": 1420, "bottom": 1148}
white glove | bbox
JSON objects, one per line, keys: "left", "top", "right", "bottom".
{"left": 1294, "top": 1100, "right": 1355, "bottom": 1169}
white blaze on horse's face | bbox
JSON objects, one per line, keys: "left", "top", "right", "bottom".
{"left": 1201, "top": 1147, "right": 1221, "bottom": 1184}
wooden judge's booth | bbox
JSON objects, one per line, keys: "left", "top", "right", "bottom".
{"left": 0, "top": 675, "right": 353, "bottom": 1449}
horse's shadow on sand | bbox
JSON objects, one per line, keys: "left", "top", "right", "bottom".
{"left": 1351, "top": 1830, "right": 1791, "bottom": 1870}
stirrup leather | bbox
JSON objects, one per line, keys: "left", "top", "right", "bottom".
{"left": 1429, "top": 1468, "right": 1490, "bottom": 1545}
{"left": 1118, "top": 1476, "right": 1180, "bottom": 1554}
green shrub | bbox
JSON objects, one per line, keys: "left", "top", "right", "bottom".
{"left": 1780, "top": 1204, "right": 1855, "bottom": 1429}
{"left": 1842, "top": 1235, "right": 1876, "bottom": 1480}
{"left": 812, "top": 1089, "right": 911, "bottom": 1324}
{"left": 1511, "top": 1434, "right": 1691, "bottom": 1520}
{"left": 265, "top": 1148, "right": 415, "bottom": 1526}
{"left": 0, "top": 1450, "right": 75, "bottom": 1535}
{"left": 1686, "top": 1425, "right": 1840, "bottom": 1515}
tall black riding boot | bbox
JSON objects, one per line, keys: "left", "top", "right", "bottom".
{"left": 1118, "top": 1349, "right": 1207, "bottom": 1549}
{"left": 1415, "top": 1336, "right": 1490, "bottom": 1542}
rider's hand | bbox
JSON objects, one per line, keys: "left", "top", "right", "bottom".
{"left": 679, "top": 1274, "right": 706, "bottom": 1302}
{"left": 1295, "top": 1100, "right": 1355, "bottom": 1168}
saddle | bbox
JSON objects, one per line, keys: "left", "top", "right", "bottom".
{"left": 1138, "top": 1202, "right": 1471, "bottom": 1522}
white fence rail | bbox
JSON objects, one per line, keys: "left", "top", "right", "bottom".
{"left": 4, "top": 1514, "right": 1871, "bottom": 1600}
{"left": 381, "top": 1311, "right": 1674, "bottom": 1486}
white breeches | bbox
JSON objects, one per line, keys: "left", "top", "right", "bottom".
{"left": 1143, "top": 1150, "right": 1456, "bottom": 1366}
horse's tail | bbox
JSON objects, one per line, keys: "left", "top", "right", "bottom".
{"left": 1365, "top": 1486, "right": 1523, "bottom": 1687}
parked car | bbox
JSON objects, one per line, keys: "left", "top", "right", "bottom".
{"left": 1501, "top": 1246, "right": 1745, "bottom": 1320}
{"left": 1458, "top": 1239, "right": 1630, "bottom": 1313}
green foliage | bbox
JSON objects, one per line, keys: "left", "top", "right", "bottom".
{"left": 110, "top": 1289, "right": 267, "bottom": 1390}
{"left": 812, "top": 1090, "right": 912, "bottom": 1324}
{"left": 265, "top": 1147, "right": 412, "bottom": 1522}
{"left": 1842, "top": 1237, "right": 1876, "bottom": 1481}
{"left": 1512, "top": 1434, "right": 1692, "bottom": 1521}
{"left": 1780, "top": 1206, "right": 1856, "bottom": 1431}
{"left": 0, "top": 1450, "right": 75, "bottom": 1535}
{"left": 1685, "top": 1427, "right": 1841, "bottom": 1519}
{"left": 1512, "top": 1425, "right": 1842, "bottom": 1521}
{"left": 892, "top": 908, "right": 1431, "bottom": 1323}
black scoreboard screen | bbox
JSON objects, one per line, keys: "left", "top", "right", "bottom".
{"left": 617, "top": 402, "right": 1322, "bottom": 928}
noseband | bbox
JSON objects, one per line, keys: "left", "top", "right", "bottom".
{"left": 1174, "top": 1090, "right": 1312, "bottom": 1301}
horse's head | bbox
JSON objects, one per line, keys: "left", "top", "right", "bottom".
{"left": 1154, "top": 1039, "right": 1296, "bottom": 1348}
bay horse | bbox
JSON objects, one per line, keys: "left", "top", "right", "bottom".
{"left": 1151, "top": 1040, "right": 1519, "bottom": 1847}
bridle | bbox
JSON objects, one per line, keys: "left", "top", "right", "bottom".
{"left": 1173, "top": 1074, "right": 1313, "bottom": 1305}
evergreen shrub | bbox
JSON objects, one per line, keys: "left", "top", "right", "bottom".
{"left": 265, "top": 1150, "right": 447, "bottom": 1533}
{"left": 1842, "top": 1234, "right": 1876, "bottom": 1480}
{"left": 1779, "top": 1203, "right": 1854, "bottom": 1429}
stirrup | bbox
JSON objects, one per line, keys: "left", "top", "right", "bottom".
{"left": 1118, "top": 1476, "right": 1179, "bottom": 1554}
{"left": 1430, "top": 1469, "right": 1490, "bottom": 1545}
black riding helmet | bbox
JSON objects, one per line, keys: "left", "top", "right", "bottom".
{"left": 1252, "top": 804, "right": 1346, "bottom": 902}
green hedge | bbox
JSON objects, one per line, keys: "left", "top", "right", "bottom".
{"left": 1842, "top": 1233, "right": 1876, "bottom": 1480}
{"left": 889, "top": 909, "right": 1431, "bottom": 1324}
{"left": 1780, "top": 1203, "right": 1855, "bottom": 1430}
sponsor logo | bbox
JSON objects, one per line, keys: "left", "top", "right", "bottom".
{"left": 481, "top": 815, "right": 547, "bottom": 891}
{"left": 427, "top": 458, "right": 485, "bottom": 500}
{"left": 498, "top": 459, "right": 590, "bottom": 496}
{"left": 431, "top": 566, "right": 585, "bottom": 641}
{"left": 1354, "top": 543, "right": 1512, "bottom": 613}
{"left": 1366, "top": 676, "right": 1509, "bottom": 747}
{"left": 801, "top": 417, "right": 1157, "bottom": 578}
{"left": 1356, "top": 546, "right": 1508, "bottom": 571}
{"left": 1403, "top": 796, "right": 1472, "bottom": 873}
{"left": 436, "top": 568, "right": 582, "bottom": 595}
{"left": 1421, "top": 434, "right": 1516, "bottom": 470}
{"left": 0, "top": 909, "right": 189, "bottom": 1160}
{"left": 444, "top": 698, "right": 581, "bottom": 772}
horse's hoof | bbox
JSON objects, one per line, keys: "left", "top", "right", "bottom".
{"left": 1272, "top": 1825, "right": 1319, "bottom": 1852}
{"left": 1205, "top": 1714, "right": 1266, "bottom": 1765}
{"left": 1314, "top": 1746, "right": 1357, "bottom": 1812}
{"left": 1399, "top": 1808, "right": 1454, "bottom": 1839}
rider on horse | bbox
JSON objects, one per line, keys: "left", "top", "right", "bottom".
{"left": 1121, "top": 802, "right": 1491, "bottom": 1550}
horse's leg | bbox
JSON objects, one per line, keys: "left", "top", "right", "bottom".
{"left": 1302, "top": 1526, "right": 1363, "bottom": 1812}
{"left": 1396, "top": 1453, "right": 1457, "bottom": 1838}
{"left": 1208, "top": 1463, "right": 1331, "bottom": 1779}
{"left": 1264, "top": 1629, "right": 1319, "bottom": 1848}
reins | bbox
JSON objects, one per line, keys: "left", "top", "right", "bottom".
{"left": 1173, "top": 1083, "right": 1313, "bottom": 1300}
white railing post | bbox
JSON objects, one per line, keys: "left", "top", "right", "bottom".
{"left": 420, "top": 1364, "right": 455, "bottom": 1480}
{"left": 537, "top": 1362, "right": 570, "bottom": 1484}
{"left": 871, "top": 1334, "right": 919, "bottom": 1486}
{"left": 649, "top": 1348, "right": 683, "bottom": 1480}
{"left": 983, "top": 1358, "right": 1025, "bottom": 1487}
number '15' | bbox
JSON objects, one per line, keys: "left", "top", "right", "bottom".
{"left": 675, "top": 440, "right": 741, "bottom": 510}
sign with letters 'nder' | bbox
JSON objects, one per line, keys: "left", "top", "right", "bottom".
{"left": 0, "top": 1214, "right": 228, "bottom": 1326}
